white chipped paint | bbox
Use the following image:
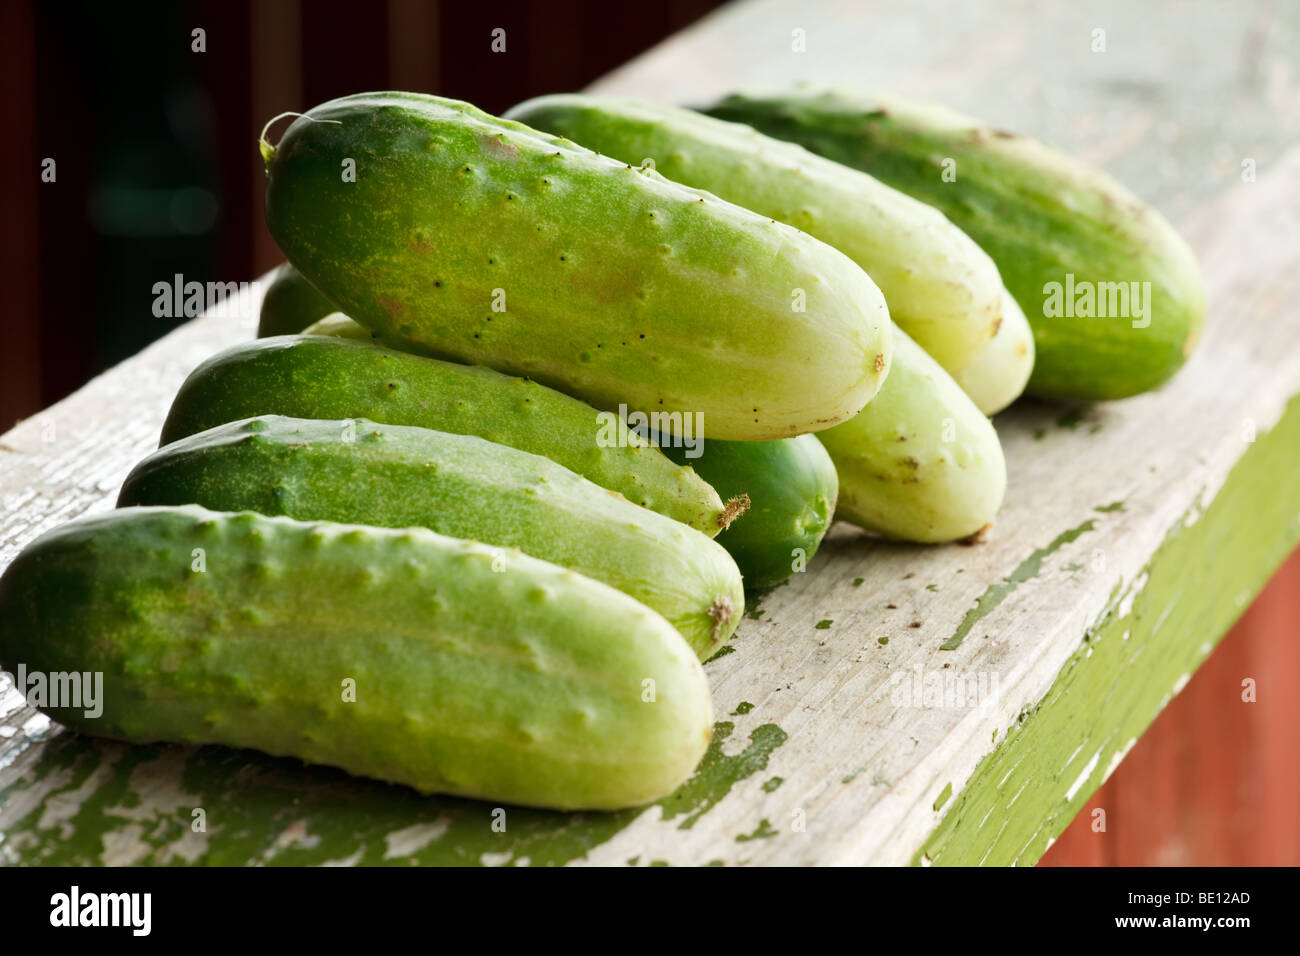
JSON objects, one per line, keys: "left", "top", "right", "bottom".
{"left": 383, "top": 818, "right": 452, "bottom": 860}
{"left": 1064, "top": 749, "right": 1102, "bottom": 803}
{"left": 1116, "top": 571, "right": 1149, "bottom": 619}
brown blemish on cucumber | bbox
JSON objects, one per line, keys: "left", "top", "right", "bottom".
{"left": 707, "top": 597, "right": 736, "bottom": 643}
{"left": 476, "top": 131, "right": 520, "bottom": 162}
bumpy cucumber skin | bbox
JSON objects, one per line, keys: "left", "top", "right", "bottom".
{"left": 954, "top": 289, "right": 1035, "bottom": 415}
{"left": 818, "top": 328, "right": 1006, "bottom": 542}
{"left": 120, "top": 416, "right": 744, "bottom": 658}
{"left": 703, "top": 91, "right": 1204, "bottom": 401}
{"left": 257, "top": 263, "right": 337, "bottom": 337}
{"left": 663, "top": 435, "right": 837, "bottom": 590}
{"left": 159, "top": 335, "right": 727, "bottom": 536}
{"left": 0, "top": 506, "right": 712, "bottom": 810}
{"left": 507, "top": 94, "right": 1000, "bottom": 375}
{"left": 264, "top": 92, "right": 892, "bottom": 440}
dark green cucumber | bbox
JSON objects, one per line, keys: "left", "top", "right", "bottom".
{"left": 159, "top": 335, "right": 730, "bottom": 536}
{"left": 703, "top": 90, "right": 1205, "bottom": 401}
{"left": 120, "top": 416, "right": 744, "bottom": 657}
{"left": 258, "top": 263, "right": 337, "bottom": 337}
{"left": 262, "top": 91, "right": 892, "bottom": 440}
{"left": 506, "top": 94, "right": 1001, "bottom": 375}
{"left": 663, "top": 436, "right": 837, "bottom": 590}
{"left": 0, "top": 506, "right": 712, "bottom": 810}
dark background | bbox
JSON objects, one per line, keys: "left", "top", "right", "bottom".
{"left": 0, "top": 0, "right": 721, "bottom": 430}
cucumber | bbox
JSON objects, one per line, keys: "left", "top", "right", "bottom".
{"left": 0, "top": 506, "right": 712, "bottom": 810}
{"left": 258, "top": 263, "right": 336, "bottom": 337}
{"left": 703, "top": 91, "right": 1205, "bottom": 400}
{"left": 818, "top": 327, "right": 1006, "bottom": 543}
{"left": 262, "top": 91, "right": 892, "bottom": 440}
{"left": 303, "top": 312, "right": 395, "bottom": 345}
{"left": 120, "top": 416, "right": 744, "bottom": 658}
{"left": 663, "top": 435, "right": 837, "bottom": 590}
{"left": 506, "top": 94, "right": 1000, "bottom": 374}
{"left": 159, "top": 335, "right": 731, "bottom": 536}
{"left": 954, "top": 290, "right": 1035, "bottom": 415}
{"left": 303, "top": 313, "right": 443, "bottom": 359}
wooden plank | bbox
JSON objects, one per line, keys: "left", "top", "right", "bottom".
{"left": 2, "top": 0, "right": 1299, "bottom": 865}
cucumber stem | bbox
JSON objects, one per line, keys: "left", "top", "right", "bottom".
{"left": 718, "top": 494, "right": 751, "bottom": 531}
{"left": 258, "top": 111, "right": 341, "bottom": 173}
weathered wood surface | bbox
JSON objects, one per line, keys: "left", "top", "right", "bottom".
{"left": 2, "top": 0, "right": 1299, "bottom": 865}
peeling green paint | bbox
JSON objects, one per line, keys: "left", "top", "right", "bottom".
{"left": 706, "top": 644, "right": 736, "bottom": 662}
{"left": 1056, "top": 408, "right": 1085, "bottom": 430}
{"left": 841, "top": 766, "right": 867, "bottom": 784}
{"left": 736, "top": 818, "right": 779, "bottom": 842}
{"left": 0, "top": 720, "right": 789, "bottom": 866}
{"left": 657, "top": 722, "right": 788, "bottom": 831}
{"left": 933, "top": 782, "right": 953, "bottom": 811}
{"left": 852, "top": 577, "right": 865, "bottom": 587}
{"left": 877, "top": 636, "right": 889, "bottom": 645}
{"left": 762, "top": 776, "right": 784, "bottom": 793}
{"left": 916, "top": 393, "right": 1300, "bottom": 866}
{"left": 815, "top": 619, "right": 833, "bottom": 630}
{"left": 940, "top": 519, "right": 1096, "bottom": 650}
{"left": 1094, "top": 501, "right": 1126, "bottom": 513}
{"left": 731, "top": 701, "right": 754, "bottom": 715}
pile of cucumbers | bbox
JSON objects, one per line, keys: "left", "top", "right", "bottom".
{"left": 0, "top": 89, "right": 1202, "bottom": 811}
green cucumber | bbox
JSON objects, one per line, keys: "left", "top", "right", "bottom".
{"left": 262, "top": 91, "right": 892, "bottom": 440}
{"left": 303, "top": 313, "right": 443, "bottom": 359}
{"left": 954, "top": 289, "right": 1035, "bottom": 415}
{"left": 303, "top": 312, "right": 397, "bottom": 345}
{"left": 703, "top": 90, "right": 1205, "bottom": 400}
{"left": 663, "top": 435, "right": 837, "bottom": 590}
{"left": 818, "top": 327, "right": 1006, "bottom": 543}
{"left": 507, "top": 94, "right": 1001, "bottom": 374}
{"left": 258, "top": 263, "right": 336, "bottom": 337}
{"left": 0, "top": 506, "right": 712, "bottom": 810}
{"left": 120, "top": 416, "right": 744, "bottom": 658}
{"left": 159, "top": 335, "right": 731, "bottom": 536}
{"left": 300, "top": 308, "right": 991, "bottom": 545}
